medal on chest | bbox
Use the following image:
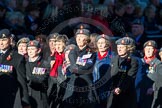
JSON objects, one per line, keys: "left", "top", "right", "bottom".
{"left": 76, "top": 53, "right": 92, "bottom": 66}
{"left": 0, "top": 64, "right": 13, "bottom": 73}
{"left": 32, "top": 67, "right": 46, "bottom": 75}
{"left": 148, "top": 66, "right": 154, "bottom": 73}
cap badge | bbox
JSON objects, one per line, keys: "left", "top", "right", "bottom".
{"left": 102, "top": 34, "right": 105, "bottom": 38}
{"left": 2, "top": 34, "right": 6, "bottom": 38}
{"left": 80, "top": 25, "right": 83, "bottom": 29}
{"left": 148, "top": 42, "right": 152, "bottom": 46}
{"left": 80, "top": 30, "right": 83, "bottom": 34}
{"left": 121, "top": 39, "right": 125, "bottom": 44}
{"left": 30, "top": 41, "right": 34, "bottom": 46}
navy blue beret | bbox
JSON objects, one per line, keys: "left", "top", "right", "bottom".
{"left": 96, "top": 34, "right": 110, "bottom": 42}
{"left": 143, "top": 40, "right": 157, "bottom": 48}
{"left": 0, "top": 29, "right": 11, "bottom": 38}
{"left": 116, "top": 37, "right": 135, "bottom": 45}
{"left": 27, "top": 40, "right": 40, "bottom": 48}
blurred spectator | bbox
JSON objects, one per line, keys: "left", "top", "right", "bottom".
{"left": 4, "top": 0, "right": 17, "bottom": 12}
{"left": 24, "top": 4, "right": 40, "bottom": 35}
{"left": 104, "top": 0, "right": 115, "bottom": 15}
{"left": 134, "top": 4, "right": 145, "bottom": 22}
{"left": 144, "top": 4, "right": 160, "bottom": 34}
{"left": 4, "top": 11, "right": 26, "bottom": 36}
{"left": 35, "top": 34, "right": 49, "bottom": 59}
{"left": 136, "top": 0, "right": 148, "bottom": 9}
{"left": 91, "top": 5, "right": 109, "bottom": 28}
{"left": 88, "top": 33, "right": 98, "bottom": 52}
{"left": 123, "top": 1, "right": 136, "bottom": 32}
{"left": 150, "top": 0, "right": 162, "bottom": 11}
{"left": 43, "top": 0, "right": 63, "bottom": 19}
{"left": 17, "top": 0, "right": 32, "bottom": 14}
{"left": 0, "top": 4, "right": 7, "bottom": 29}
{"left": 130, "top": 19, "right": 148, "bottom": 51}
{"left": 156, "top": 9, "right": 162, "bottom": 31}
{"left": 108, "top": 2, "right": 126, "bottom": 36}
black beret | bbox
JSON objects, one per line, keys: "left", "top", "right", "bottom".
{"left": 75, "top": 29, "right": 90, "bottom": 36}
{"left": 96, "top": 34, "right": 110, "bottom": 42}
{"left": 116, "top": 37, "right": 135, "bottom": 45}
{"left": 75, "top": 23, "right": 91, "bottom": 30}
{"left": 0, "top": 29, "right": 11, "bottom": 38}
{"left": 27, "top": 40, "right": 40, "bottom": 48}
{"left": 17, "top": 37, "right": 30, "bottom": 46}
{"left": 143, "top": 40, "right": 157, "bottom": 48}
{"left": 48, "top": 33, "right": 59, "bottom": 40}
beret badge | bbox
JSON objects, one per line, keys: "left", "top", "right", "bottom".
{"left": 2, "top": 34, "right": 6, "bottom": 38}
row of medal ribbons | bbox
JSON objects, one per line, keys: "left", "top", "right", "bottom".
{"left": 0, "top": 64, "right": 13, "bottom": 73}
{"left": 32, "top": 67, "right": 46, "bottom": 75}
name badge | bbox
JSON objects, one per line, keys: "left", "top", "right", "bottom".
{"left": 82, "top": 54, "right": 92, "bottom": 59}
{"left": 32, "top": 67, "right": 46, "bottom": 75}
{"left": 0, "top": 64, "right": 13, "bottom": 73}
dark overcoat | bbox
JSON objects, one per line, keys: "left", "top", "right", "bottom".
{"left": 25, "top": 57, "right": 50, "bottom": 108}
{"left": 58, "top": 46, "right": 98, "bottom": 108}
{"left": 147, "top": 63, "right": 162, "bottom": 108}
{"left": 107, "top": 55, "right": 138, "bottom": 108}
{"left": 0, "top": 48, "right": 30, "bottom": 108}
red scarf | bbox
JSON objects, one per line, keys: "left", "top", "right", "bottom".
{"left": 50, "top": 52, "right": 65, "bottom": 77}
{"left": 98, "top": 51, "right": 108, "bottom": 60}
{"left": 144, "top": 55, "right": 156, "bottom": 64}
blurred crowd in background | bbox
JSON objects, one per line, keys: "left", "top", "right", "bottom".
{"left": 0, "top": 0, "right": 162, "bottom": 50}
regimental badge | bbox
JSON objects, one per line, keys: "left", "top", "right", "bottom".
{"left": 32, "top": 67, "right": 46, "bottom": 75}
{"left": 2, "top": 34, "right": 6, "bottom": 38}
{"left": 148, "top": 41, "right": 152, "bottom": 46}
{"left": 121, "top": 39, "right": 125, "bottom": 44}
{"left": 29, "top": 41, "right": 34, "bottom": 46}
{"left": 0, "top": 64, "right": 13, "bottom": 73}
{"left": 102, "top": 34, "right": 105, "bottom": 38}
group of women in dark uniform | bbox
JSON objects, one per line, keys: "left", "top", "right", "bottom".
{"left": 0, "top": 26, "right": 162, "bottom": 108}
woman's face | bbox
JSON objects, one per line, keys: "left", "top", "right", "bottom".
{"left": 18, "top": 43, "right": 27, "bottom": 55}
{"left": 22, "top": 0, "right": 29, "bottom": 8}
{"left": 125, "top": 3, "right": 134, "bottom": 14}
{"left": 0, "top": 38, "right": 11, "bottom": 51}
{"left": 97, "top": 38, "right": 108, "bottom": 52}
{"left": 89, "top": 36, "right": 97, "bottom": 50}
{"left": 55, "top": 41, "right": 65, "bottom": 53}
{"left": 27, "top": 46, "right": 40, "bottom": 58}
{"left": 117, "top": 45, "right": 127, "bottom": 57}
{"left": 49, "top": 39, "right": 56, "bottom": 52}
{"left": 76, "top": 34, "right": 88, "bottom": 48}
{"left": 144, "top": 46, "right": 155, "bottom": 58}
